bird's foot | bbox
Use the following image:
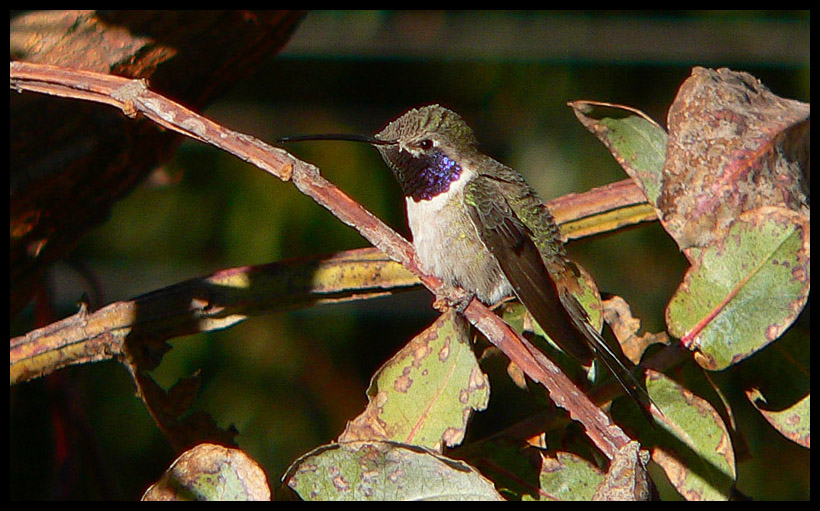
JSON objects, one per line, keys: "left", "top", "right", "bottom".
{"left": 432, "top": 285, "right": 474, "bottom": 313}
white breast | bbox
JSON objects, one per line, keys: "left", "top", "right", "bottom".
{"left": 403, "top": 166, "right": 511, "bottom": 303}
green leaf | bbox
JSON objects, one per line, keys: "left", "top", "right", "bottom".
{"left": 645, "top": 372, "right": 735, "bottom": 501}
{"left": 748, "top": 391, "right": 810, "bottom": 449}
{"left": 739, "top": 326, "right": 810, "bottom": 448}
{"left": 284, "top": 441, "right": 503, "bottom": 501}
{"left": 666, "top": 207, "right": 809, "bottom": 370}
{"left": 339, "top": 310, "right": 490, "bottom": 451}
{"left": 568, "top": 100, "right": 668, "bottom": 205}
{"left": 534, "top": 452, "right": 604, "bottom": 501}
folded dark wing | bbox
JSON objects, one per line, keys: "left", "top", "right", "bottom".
{"left": 464, "top": 176, "right": 656, "bottom": 416}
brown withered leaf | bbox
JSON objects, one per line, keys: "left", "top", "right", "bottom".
{"left": 659, "top": 67, "right": 809, "bottom": 253}
{"left": 603, "top": 296, "right": 669, "bottom": 366}
{"left": 135, "top": 370, "right": 238, "bottom": 452}
{"left": 593, "top": 441, "right": 652, "bottom": 501}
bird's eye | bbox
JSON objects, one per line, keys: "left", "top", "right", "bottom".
{"left": 418, "top": 139, "right": 433, "bottom": 150}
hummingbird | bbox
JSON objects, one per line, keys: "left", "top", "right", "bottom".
{"left": 279, "top": 104, "right": 653, "bottom": 415}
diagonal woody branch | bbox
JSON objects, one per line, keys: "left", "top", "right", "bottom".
{"left": 10, "top": 61, "right": 634, "bottom": 459}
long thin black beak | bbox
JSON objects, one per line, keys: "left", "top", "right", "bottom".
{"left": 277, "top": 133, "right": 396, "bottom": 146}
